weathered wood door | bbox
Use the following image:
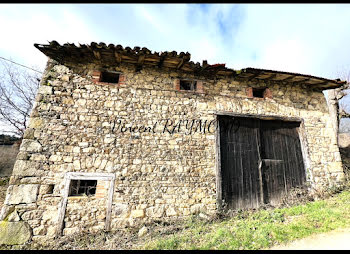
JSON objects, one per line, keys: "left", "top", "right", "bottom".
{"left": 219, "top": 115, "right": 306, "bottom": 210}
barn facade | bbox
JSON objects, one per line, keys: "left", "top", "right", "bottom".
{"left": 0, "top": 41, "right": 346, "bottom": 243}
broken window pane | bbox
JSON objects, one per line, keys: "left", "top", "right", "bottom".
{"left": 69, "top": 180, "right": 97, "bottom": 196}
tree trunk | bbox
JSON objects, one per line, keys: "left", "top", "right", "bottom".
{"left": 328, "top": 89, "right": 339, "bottom": 146}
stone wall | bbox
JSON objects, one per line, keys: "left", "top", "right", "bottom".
{"left": 0, "top": 59, "right": 344, "bottom": 243}
{"left": 64, "top": 196, "right": 107, "bottom": 235}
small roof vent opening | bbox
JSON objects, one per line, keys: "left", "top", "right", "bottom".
{"left": 180, "top": 80, "right": 197, "bottom": 91}
{"left": 252, "top": 88, "right": 266, "bottom": 98}
{"left": 100, "top": 71, "right": 120, "bottom": 83}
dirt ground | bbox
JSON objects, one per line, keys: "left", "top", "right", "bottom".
{"left": 270, "top": 227, "right": 350, "bottom": 250}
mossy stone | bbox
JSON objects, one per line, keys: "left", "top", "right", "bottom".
{"left": 0, "top": 221, "right": 31, "bottom": 245}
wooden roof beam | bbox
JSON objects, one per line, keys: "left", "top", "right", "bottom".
{"left": 177, "top": 55, "right": 191, "bottom": 70}
{"left": 136, "top": 54, "right": 145, "bottom": 72}
{"left": 137, "top": 54, "right": 145, "bottom": 65}
{"left": 114, "top": 51, "right": 122, "bottom": 65}
{"left": 265, "top": 73, "right": 277, "bottom": 81}
{"left": 292, "top": 78, "right": 310, "bottom": 85}
{"left": 209, "top": 67, "right": 226, "bottom": 77}
{"left": 281, "top": 75, "right": 296, "bottom": 82}
{"left": 246, "top": 73, "right": 261, "bottom": 81}
{"left": 177, "top": 58, "right": 185, "bottom": 69}
{"left": 158, "top": 55, "right": 166, "bottom": 68}
{"left": 313, "top": 81, "right": 333, "bottom": 88}
{"left": 92, "top": 50, "right": 101, "bottom": 60}
{"left": 199, "top": 63, "right": 211, "bottom": 74}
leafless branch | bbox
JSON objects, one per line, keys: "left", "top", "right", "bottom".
{"left": 0, "top": 59, "right": 41, "bottom": 137}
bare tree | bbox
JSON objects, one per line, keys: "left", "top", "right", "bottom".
{"left": 337, "top": 69, "right": 350, "bottom": 117}
{"left": 0, "top": 58, "right": 42, "bottom": 137}
{"left": 327, "top": 68, "right": 350, "bottom": 142}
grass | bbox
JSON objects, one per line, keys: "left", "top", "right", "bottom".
{"left": 142, "top": 190, "right": 350, "bottom": 250}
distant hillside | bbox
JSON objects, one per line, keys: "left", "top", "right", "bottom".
{"left": 0, "top": 134, "right": 21, "bottom": 146}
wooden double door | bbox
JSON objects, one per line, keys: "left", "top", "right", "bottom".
{"left": 219, "top": 115, "right": 306, "bottom": 209}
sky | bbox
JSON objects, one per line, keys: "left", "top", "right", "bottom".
{"left": 0, "top": 3, "right": 350, "bottom": 133}
{"left": 1, "top": 4, "right": 350, "bottom": 79}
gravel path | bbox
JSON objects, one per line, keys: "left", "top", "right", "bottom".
{"left": 270, "top": 227, "right": 350, "bottom": 250}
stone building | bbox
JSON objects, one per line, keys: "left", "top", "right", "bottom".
{"left": 0, "top": 41, "right": 346, "bottom": 244}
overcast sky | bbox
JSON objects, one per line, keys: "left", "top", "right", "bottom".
{"left": 1, "top": 3, "right": 350, "bottom": 134}
{"left": 1, "top": 3, "right": 350, "bottom": 79}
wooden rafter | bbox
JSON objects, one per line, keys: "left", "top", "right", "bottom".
{"left": 281, "top": 75, "right": 296, "bottom": 82}
{"left": 292, "top": 78, "right": 310, "bottom": 85}
{"left": 158, "top": 55, "right": 166, "bottom": 68}
{"left": 247, "top": 73, "right": 261, "bottom": 81}
{"left": 114, "top": 51, "right": 122, "bottom": 65}
{"left": 136, "top": 54, "right": 145, "bottom": 71}
{"left": 137, "top": 54, "right": 145, "bottom": 65}
{"left": 211, "top": 67, "right": 225, "bottom": 77}
{"left": 265, "top": 73, "right": 277, "bottom": 80}
{"left": 176, "top": 58, "right": 184, "bottom": 69}
{"left": 199, "top": 64, "right": 210, "bottom": 74}
{"left": 92, "top": 50, "right": 101, "bottom": 60}
{"left": 313, "top": 81, "right": 329, "bottom": 88}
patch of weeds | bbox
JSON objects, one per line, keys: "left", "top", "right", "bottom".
{"left": 143, "top": 191, "right": 350, "bottom": 250}
{"left": 153, "top": 236, "right": 182, "bottom": 250}
{"left": 0, "top": 177, "right": 10, "bottom": 186}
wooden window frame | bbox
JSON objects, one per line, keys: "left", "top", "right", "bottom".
{"left": 56, "top": 172, "right": 115, "bottom": 236}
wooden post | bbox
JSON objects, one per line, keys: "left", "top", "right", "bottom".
{"left": 56, "top": 175, "right": 70, "bottom": 237}
{"left": 328, "top": 89, "right": 339, "bottom": 146}
{"left": 105, "top": 175, "right": 115, "bottom": 231}
{"left": 215, "top": 115, "right": 223, "bottom": 212}
{"left": 297, "top": 121, "right": 313, "bottom": 185}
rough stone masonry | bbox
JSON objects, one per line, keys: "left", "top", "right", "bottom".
{"left": 0, "top": 42, "right": 346, "bottom": 244}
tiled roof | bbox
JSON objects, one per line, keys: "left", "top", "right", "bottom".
{"left": 34, "top": 41, "right": 346, "bottom": 89}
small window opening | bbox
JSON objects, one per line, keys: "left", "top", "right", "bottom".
{"left": 47, "top": 184, "right": 54, "bottom": 194}
{"left": 253, "top": 88, "right": 266, "bottom": 98}
{"left": 180, "top": 80, "right": 197, "bottom": 91}
{"left": 100, "top": 71, "right": 120, "bottom": 83}
{"left": 69, "top": 180, "right": 97, "bottom": 196}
